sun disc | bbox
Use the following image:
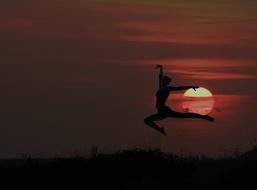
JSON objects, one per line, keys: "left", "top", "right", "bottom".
{"left": 184, "top": 87, "right": 213, "bottom": 98}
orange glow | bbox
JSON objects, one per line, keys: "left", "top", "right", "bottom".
{"left": 184, "top": 87, "right": 213, "bottom": 98}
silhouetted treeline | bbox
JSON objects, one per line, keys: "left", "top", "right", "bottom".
{"left": 0, "top": 148, "right": 257, "bottom": 189}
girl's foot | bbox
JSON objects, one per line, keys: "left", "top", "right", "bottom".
{"left": 153, "top": 126, "right": 167, "bottom": 136}
{"left": 204, "top": 115, "right": 214, "bottom": 122}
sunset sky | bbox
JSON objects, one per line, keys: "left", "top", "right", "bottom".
{"left": 1, "top": 0, "right": 257, "bottom": 157}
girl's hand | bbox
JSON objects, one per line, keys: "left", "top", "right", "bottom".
{"left": 192, "top": 86, "right": 199, "bottom": 91}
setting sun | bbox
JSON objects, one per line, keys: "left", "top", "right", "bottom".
{"left": 184, "top": 87, "right": 213, "bottom": 98}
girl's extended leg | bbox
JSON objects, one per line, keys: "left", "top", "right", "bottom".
{"left": 144, "top": 114, "right": 167, "bottom": 135}
{"left": 169, "top": 111, "right": 214, "bottom": 122}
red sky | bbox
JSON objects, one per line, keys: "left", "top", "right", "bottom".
{"left": 0, "top": 0, "right": 257, "bottom": 157}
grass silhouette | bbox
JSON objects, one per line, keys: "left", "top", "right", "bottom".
{"left": 0, "top": 148, "right": 257, "bottom": 189}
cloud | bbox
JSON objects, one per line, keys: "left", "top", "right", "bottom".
{"left": 168, "top": 69, "right": 257, "bottom": 80}
{"left": 123, "top": 59, "right": 257, "bottom": 80}
{"left": 116, "top": 15, "right": 257, "bottom": 46}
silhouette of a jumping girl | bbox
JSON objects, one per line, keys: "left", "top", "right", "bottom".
{"left": 144, "top": 65, "right": 214, "bottom": 136}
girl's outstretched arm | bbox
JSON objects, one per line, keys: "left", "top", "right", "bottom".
{"left": 170, "top": 86, "right": 199, "bottom": 91}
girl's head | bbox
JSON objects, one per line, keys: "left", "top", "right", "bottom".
{"left": 162, "top": 76, "right": 172, "bottom": 86}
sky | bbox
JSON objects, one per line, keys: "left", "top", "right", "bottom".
{"left": 0, "top": 0, "right": 257, "bottom": 157}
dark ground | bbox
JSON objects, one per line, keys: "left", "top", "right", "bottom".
{"left": 1, "top": 148, "right": 257, "bottom": 190}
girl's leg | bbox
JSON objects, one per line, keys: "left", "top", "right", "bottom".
{"left": 169, "top": 111, "right": 214, "bottom": 122}
{"left": 144, "top": 114, "right": 167, "bottom": 135}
